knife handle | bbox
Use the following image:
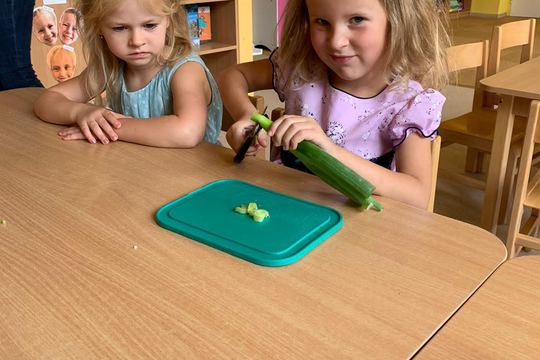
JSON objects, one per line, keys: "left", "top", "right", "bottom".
{"left": 234, "top": 125, "right": 261, "bottom": 163}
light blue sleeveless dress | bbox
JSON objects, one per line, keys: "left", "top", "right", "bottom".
{"left": 110, "top": 53, "right": 222, "bottom": 144}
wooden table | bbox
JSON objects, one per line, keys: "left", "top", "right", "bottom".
{"left": 416, "top": 255, "right": 540, "bottom": 359}
{"left": 0, "top": 88, "right": 506, "bottom": 359}
{"left": 480, "top": 56, "right": 540, "bottom": 233}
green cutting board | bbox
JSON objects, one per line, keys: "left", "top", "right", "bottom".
{"left": 155, "top": 180, "right": 343, "bottom": 266}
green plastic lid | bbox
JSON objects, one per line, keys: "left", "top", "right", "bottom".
{"left": 155, "top": 180, "right": 343, "bottom": 266}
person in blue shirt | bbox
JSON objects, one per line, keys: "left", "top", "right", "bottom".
{"left": 0, "top": 0, "right": 42, "bottom": 90}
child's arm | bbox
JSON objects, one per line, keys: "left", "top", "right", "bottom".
{"left": 108, "top": 61, "right": 210, "bottom": 148}
{"left": 34, "top": 73, "right": 121, "bottom": 144}
{"left": 269, "top": 115, "right": 433, "bottom": 209}
{"left": 331, "top": 134, "right": 433, "bottom": 209}
{"left": 218, "top": 59, "right": 273, "bottom": 154}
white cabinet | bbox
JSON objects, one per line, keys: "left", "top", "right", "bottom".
{"left": 252, "top": 0, "right": 287, "bottom": 51}
{"left": 510, "top": 0, "right": 540, "bottom": 17}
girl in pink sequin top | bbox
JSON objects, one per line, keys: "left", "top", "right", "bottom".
{"left": 219, "top": 0, "right": 450, "bottom": 209}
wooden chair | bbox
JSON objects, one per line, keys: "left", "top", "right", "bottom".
{"left": 440, "top": 19, "right": 536, "bottom": 222}
{"left": 271, "top": 107, "right": 441, "bottom": 212}
{"left": 490, "top": 19, "right": 537, "bottom": 222}
{"left": 429, "top": 135, "right": 442, "bottom": 213}
{"left": 506, "top": 100, "right": 540, "bottom": 258}
{"left": 442, "top": 20, "right": 535, "bottom": 173}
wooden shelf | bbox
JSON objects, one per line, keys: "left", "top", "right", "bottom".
{"left": 183, "top": 0, "right": 239, "bottom": 76}
{"left": 182, "top": 0, "right": 253, "bottom": 130}
{"left": 199, "top": 43, "right": 237, "bottom": 56}
{"left": 181, "top": 0, "right": 229, "bottom": 4}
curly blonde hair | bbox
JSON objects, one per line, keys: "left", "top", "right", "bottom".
{"left": 75, "top": 0, "right": 192, "bottom": 104}
{"left": 278, "top": 0, "right": 451, "bottom": 90}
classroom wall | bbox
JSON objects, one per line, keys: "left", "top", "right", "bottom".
{"left": 471, "top": 0, "right": 511, "bottom": 17}
{"left": 510, "top": 0, "right": 540, "bottom": 17}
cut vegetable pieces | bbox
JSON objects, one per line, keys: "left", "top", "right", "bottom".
{"left": 234, "top": 202, "right": 270, "bottom": 222}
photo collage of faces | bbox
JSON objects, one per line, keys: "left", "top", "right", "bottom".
{"left": 32, "top": 0, "right": 81, "bottom": 85}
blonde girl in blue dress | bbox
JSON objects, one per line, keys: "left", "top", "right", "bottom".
{"left": 34, "top": 0, "right": 222, "bottom": 148}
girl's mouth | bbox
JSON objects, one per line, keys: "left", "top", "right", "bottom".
{"left": 330, "top": 55, "right": 354, "bottom": 64}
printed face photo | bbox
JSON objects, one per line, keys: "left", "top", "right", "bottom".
{"left": 48, "top": 48, "right": 76, "bottom": 82}
{"left": 33, "top": 10, "right": 58, "bottom": 46}
{"left": 60, "top": 11, "right": 79, "bottom": 45}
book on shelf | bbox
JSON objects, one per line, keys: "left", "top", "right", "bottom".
{"left": 198, "top": 6, "right": 212, "bottom": 42}
{"left": 185, "top": 4, "right": 200, "bottom": 47}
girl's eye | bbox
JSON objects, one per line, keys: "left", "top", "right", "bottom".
{"left": 112, "top": 26, "right": 126, "bottom": 32}
{"left": 314, "top": 18, "right": 329, "bottom": 26}
{"left": 351, "top": 16, "right": 365, "bottom": 25}
{"left": 48, "top": 24, "right": 54, "bottom": 29}
{"left": 144, "top": 23, "right": 158, "bottom": 30}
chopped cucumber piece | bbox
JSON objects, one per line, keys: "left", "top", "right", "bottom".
{"left": 252, "top": 209, "right": 269, "bottom": 222}
{"left": 234, "top": 202, "right": 270, "bottom": 223}
{"left": 234, "top": 205, "right": 247, "bottom": 214}
{"left": 247, "top": 202, "right": 258, "bottom": 216}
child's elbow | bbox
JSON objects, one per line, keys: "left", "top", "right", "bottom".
{"left": 33, "top": 95, "right": 47, "bottom": 121}
{"left": 168, "top": 126, "right": 204, "bottom": 148}
{"left": 413, "top": 195, "right": 431, "bottom": 211}
{"left": 413, "top": 185, "right": 432, "bottom": 210}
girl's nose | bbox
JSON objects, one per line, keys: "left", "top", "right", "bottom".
{"left": 329, "top": 26, "right": 349, "bottom": 49}
{"left": 129, "top": 30, "right": 145, "bottom": 47}
{"left": 45, "top": 28, "right": 53, "bottom": 39}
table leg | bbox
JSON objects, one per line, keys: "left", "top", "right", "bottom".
{"left": 481, "top": 95, "right": 515, "bottom": 233}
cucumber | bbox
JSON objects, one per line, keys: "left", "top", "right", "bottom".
{"left": 251, "top": 112, "right": 383, "bottom": 211}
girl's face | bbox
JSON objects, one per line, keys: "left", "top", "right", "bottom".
{"left": 60, "top": 13, "right": 79, "bottom": 45}
{"left": 307, "top": 0, "right": 388, "bottom": 96}
{"left": 33, "top": 12, "right": 58, "bottom": 46}
{"left": 100, "top": 0, "right": 169, "bottom": 71}
{"left": 50, "top": 50, "right": 76, "bottom": 82}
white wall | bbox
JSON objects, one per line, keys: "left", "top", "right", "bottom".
{"left": 510, "top": 0, "right": 540, "bottom": 17}
{"left": 252, "top": 0, "right": 278, "bottom": 50}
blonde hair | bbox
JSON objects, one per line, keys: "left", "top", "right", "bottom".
{"left": 75, "top": 0, "right": 192, "bottom": 105}
{"left": 46, "top": 45, "right": 77, "bottom": 69}
{"left": 61, "top": 7, "right": 81, "bottom": 20}
{"left": 278, "top": 0, "right": 451, "bottom": 90}
{"left": 33, "top": 6, "right": 57, "bottom": 22}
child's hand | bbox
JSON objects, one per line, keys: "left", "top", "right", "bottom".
{"left": 57, "top": 126, "right": 86, "bottom": 141}
{"left": 226, "top": 119, "right": 269, "bottom": 156}
{"left": 268, "top": 115, "right": 333, "bottom": 152}
{"left": 69, "top": 106, "right": 123, "bottom": 144}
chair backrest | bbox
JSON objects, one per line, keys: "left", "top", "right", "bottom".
{"left": 446, "top": 40, "right": 489, "bottom": 111}
{"left": 506, "top": 100, "right": 540, "bottom": 258}
{"left": 488, "top": 18, "right": 536, "bottom": 76}
{"left": 485, "top": 19, "right": 536, "bottom": 108}
{"left": 271, "top": 107, "right": 441, "bottom": 212}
